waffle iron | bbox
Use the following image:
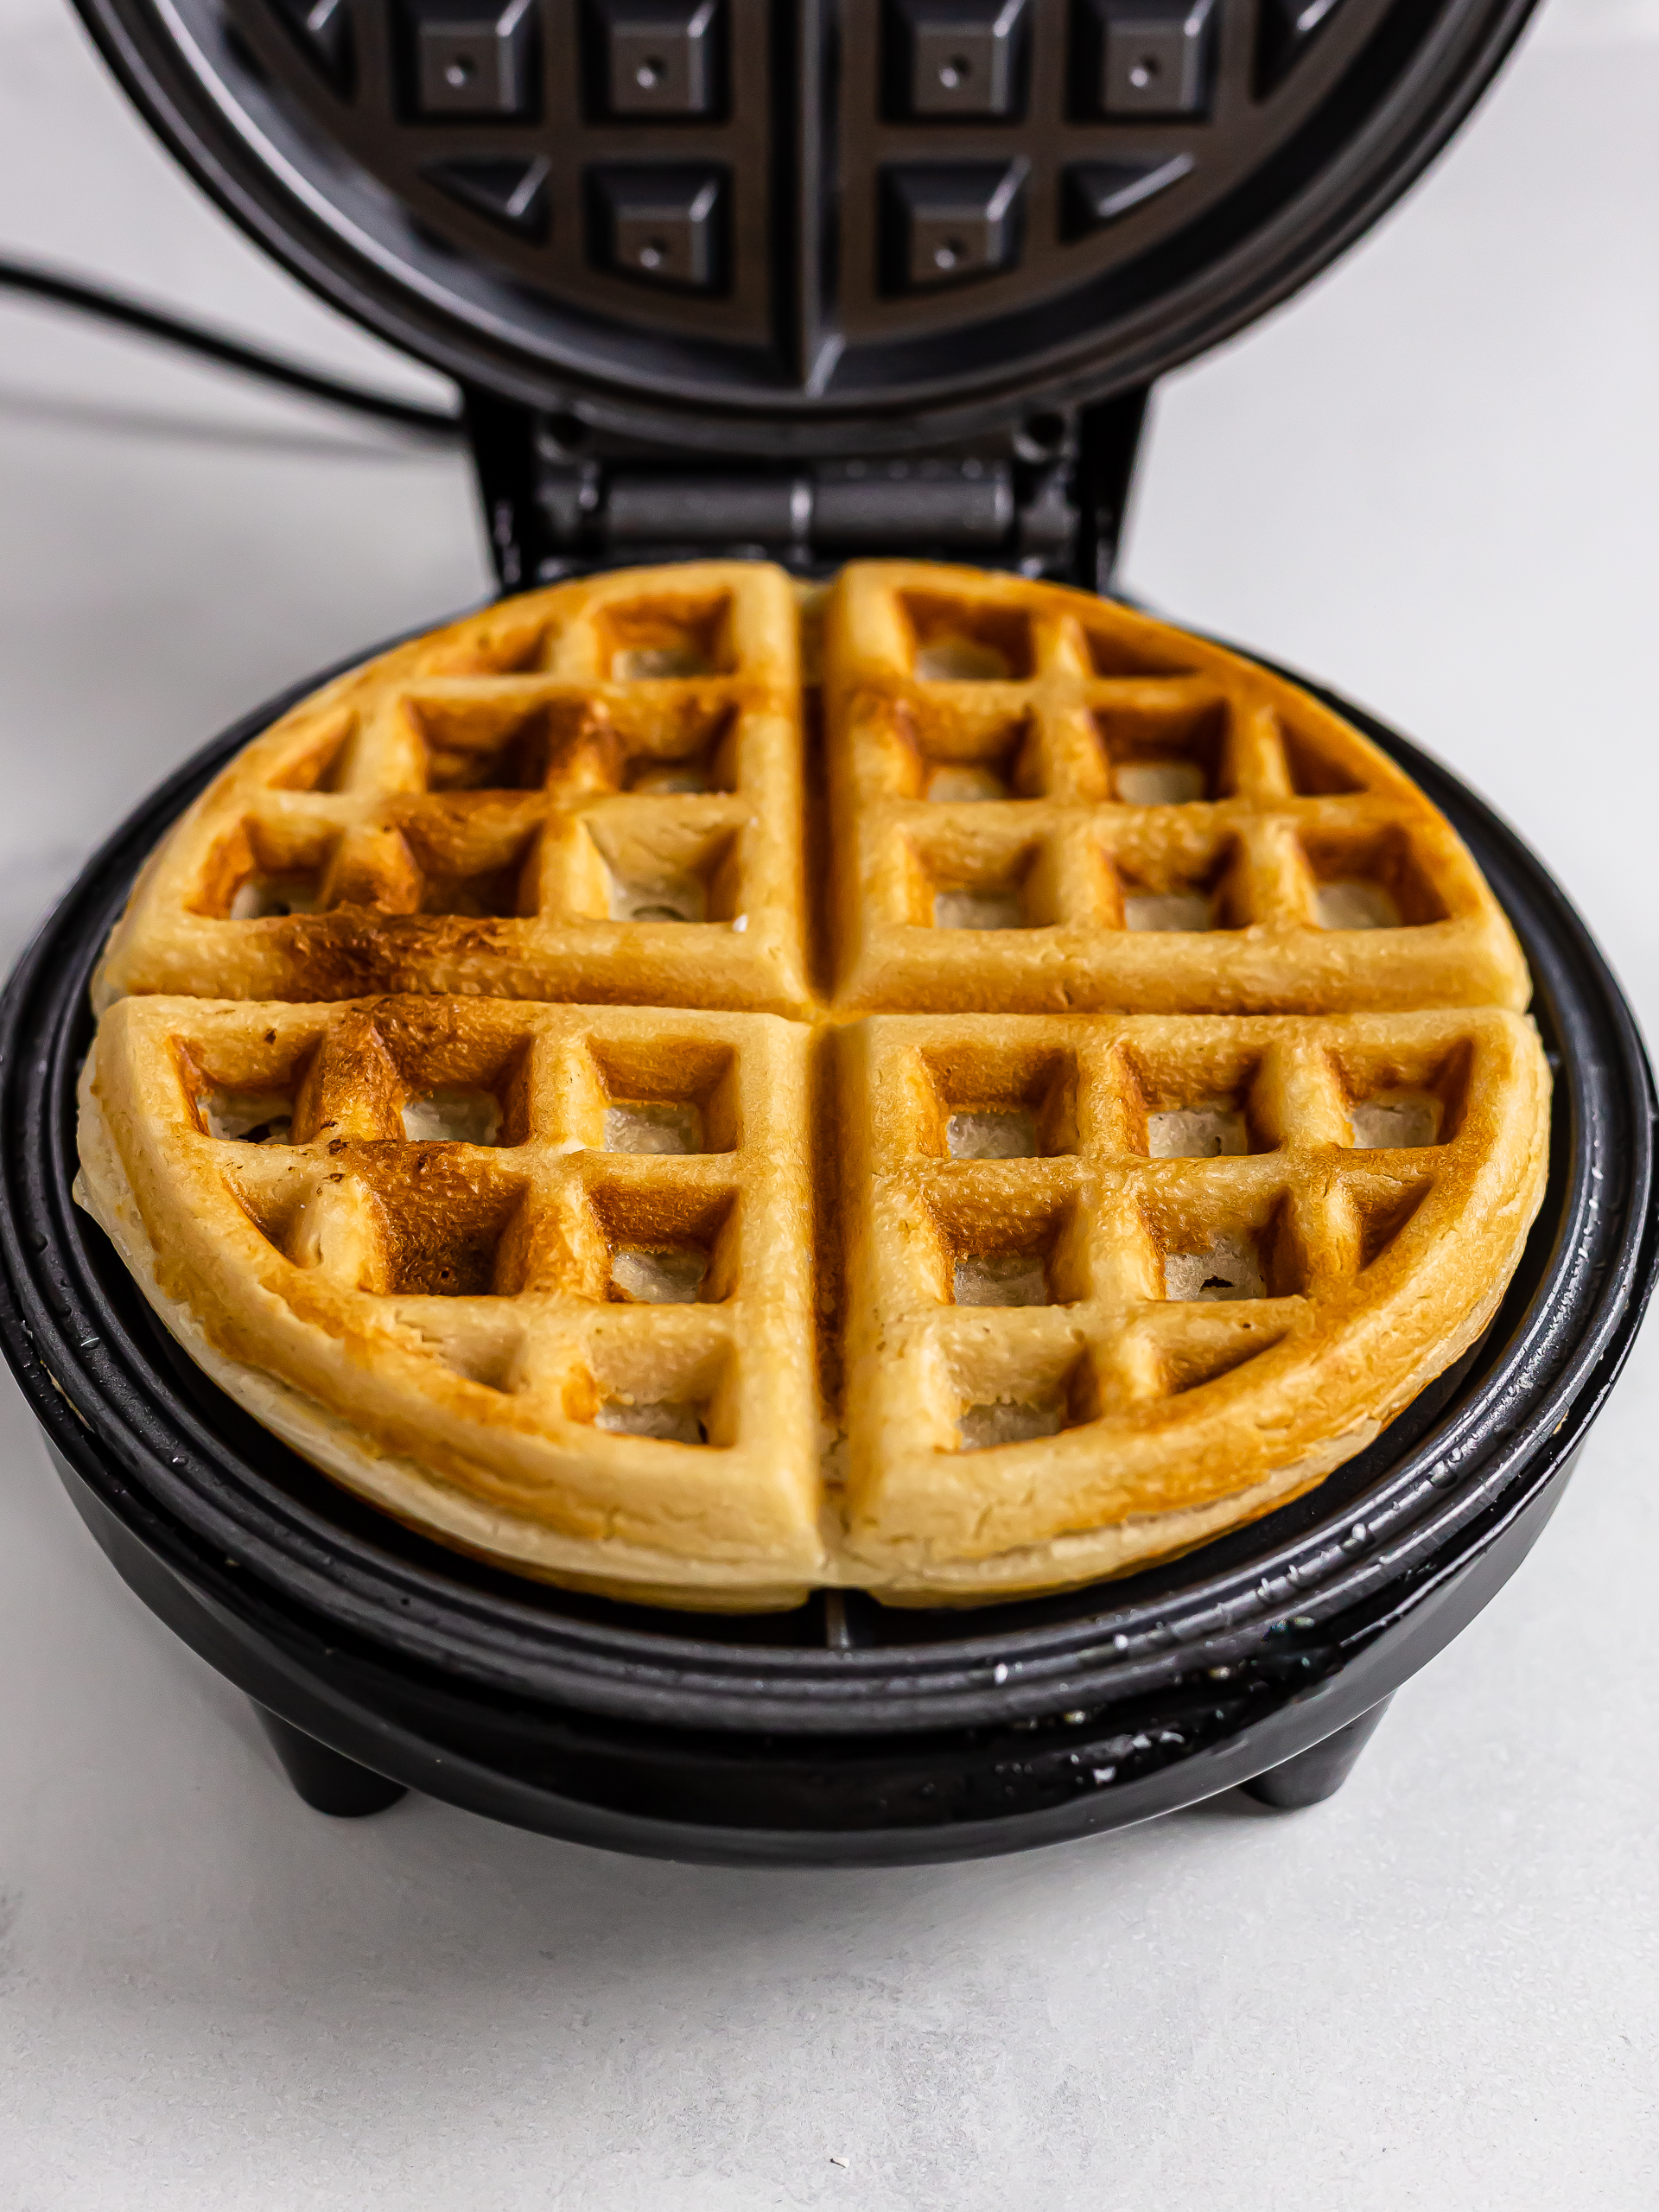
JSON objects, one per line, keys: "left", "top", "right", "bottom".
{"left": 1, "top": 0, "right": 1651, "bottom": 1864}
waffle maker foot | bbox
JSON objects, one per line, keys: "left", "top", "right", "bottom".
{"left": 253, "top": 1706, "right": 407, "bottom": 1819}
{"left": 1241, "top": 1700, "right": 1393, "bottom": 1811}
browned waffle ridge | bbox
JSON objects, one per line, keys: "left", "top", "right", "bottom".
{"left": 78, "top": 562, "right": 1549, "bottom": 1608}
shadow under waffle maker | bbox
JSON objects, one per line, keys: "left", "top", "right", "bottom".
{"left": 0, "top": 667, "right": 1650, "bottom": 1865}
{"left": 4, "top": 0, "right": 1654, "bottom": 1862}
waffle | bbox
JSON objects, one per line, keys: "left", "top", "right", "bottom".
{"left": 79, "top": 995, "right": 824, "bottom": 1605}
{"left": 79, "top": 561, "right": 1550, "bottom": 1608}
{"left": 825, "top": 562, "right": 1529, "bottom": 1017}
{"left": 836, "top": 1007, "right": 1548, "bottom": 1596}
{"left": 94, "top": 563, "right": 810, "bottom": 1017}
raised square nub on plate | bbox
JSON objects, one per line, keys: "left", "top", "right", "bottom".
{"left": 270, "top": 0, "right": 354, "bottom": 95}
{"left": 882, "top": 162, "right": 1025, "bottom": 291}
{"left": 890, "top": 0, "right": 1027, "bottom": 119}
{"left": 410, "top": 0, "right": 537, "bottom": 118}
{"left": 1062, "top": 153, "right": 1193, "bottom": 238}
{"left": 589, "top": 165, "right": 727, "bottom": 290}
{"left": 1076, "top": 0, "right": 1216, "bottom": 119}
{"left": 423, "top": 155, "right": 550, "bottom": 239}
{"left": 1257, "top": 0, "right": 1344, "bottom": 92}
{"left": 591, "top": 0, "right": 720, "bottom": 117}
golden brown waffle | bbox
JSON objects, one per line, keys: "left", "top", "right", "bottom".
{"left": 94, "top": 558, "right": 1525, "bottom": 1027}
{"left": 80, "top": 995, "right": 823, "bottom": 1605}
{"left": 836, "top": 1007, "right": 1548, "bottom": 1596}
{"left": 79, "top": 996, "right": 1547, "bottom": 1605}
{"left": 79, "top": 560, "right": 1550, "bottom": 1608}
{"left": 825, "top": 563, "right": 1529, "bottom": 1016}
{"left": 94, "top": 563, "right": 810, "bottom": 1017}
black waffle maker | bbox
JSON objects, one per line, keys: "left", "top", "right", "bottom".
{"left": 1, "top": 0, "right": 1651, "bottom": 1865}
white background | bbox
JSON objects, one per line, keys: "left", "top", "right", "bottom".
{"left": 1, "top": 1, "right": 1656, "bottom": 2203}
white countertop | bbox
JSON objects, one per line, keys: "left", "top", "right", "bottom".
{"left": 1, "top": 3, "right": 1655, "bottom": 2204}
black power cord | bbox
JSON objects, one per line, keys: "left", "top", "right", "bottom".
{"left": 0, "top": 252, "right": 464, "bottom": 438}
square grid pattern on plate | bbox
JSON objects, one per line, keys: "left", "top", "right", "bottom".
{"left": 99, "top": 564, "right": 809, "bottom": 1015}
{"left": 825, "top": 563, "right": 1523, "bottom": 1017}
{"left": 838, "top": 1007, "right": 1512, "bottom": 1563}
{"left": 220, "top": 0, "right": 1397, "bottom": 405}
{"left": 129, "top": 994, "right": 822, "bottom": 1567}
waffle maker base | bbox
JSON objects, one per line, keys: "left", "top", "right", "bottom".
{"left": 2, "top": 633, "right": 1651, "bottom": 1867}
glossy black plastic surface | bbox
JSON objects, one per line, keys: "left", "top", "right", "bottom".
{"left": 0, "top": 641, "right": 1651, "bottom": 1863}
{"left": 1240, "top": 1695, "right": 1391, "bottom": 1808}
{"left": 253, "top": 1704, "right": 410, "bottom": 1815}
{"left": 72, "top": 0, "right": 1541, "bottom": 448}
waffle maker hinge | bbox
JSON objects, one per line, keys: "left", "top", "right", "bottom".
{"left": 463, "top": 384, "right": 1150, "bottom": 595}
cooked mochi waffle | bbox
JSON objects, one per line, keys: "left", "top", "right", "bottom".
{"left": 79, "top": 561, "right": 1550, "bottom": 1608}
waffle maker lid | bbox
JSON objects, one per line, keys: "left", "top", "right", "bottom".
{"left": 78, "top": 0, "right": 1540, "bottom": 587}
